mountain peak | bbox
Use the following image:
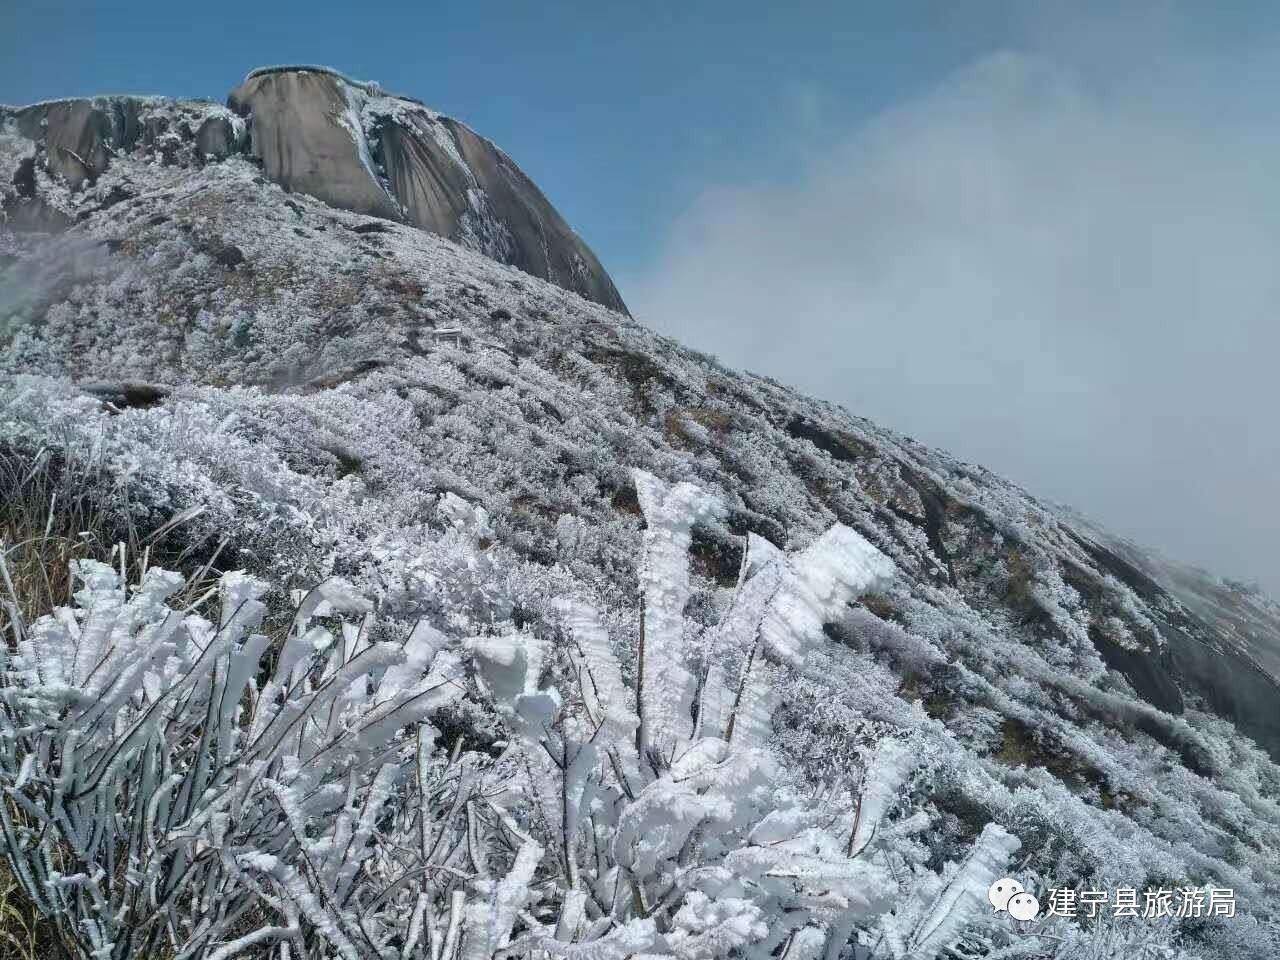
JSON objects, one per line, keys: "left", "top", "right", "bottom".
{"left": 3, "top": 67, "right": 628, "bottom": 313}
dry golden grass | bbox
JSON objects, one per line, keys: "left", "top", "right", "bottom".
{"left": 0, "top": 448, "right": 114, "bottom": 958}
{"left": 0, "top": 897, "right": 50, "bottom": 959}
{"left": 0, "top": 869, "right": 51, "bottom": 960}
{"left": 0, "top": 447, "right": 113, "bottom": 627}
{"left": 0, "top": 446, "right": 227, "bottom": 624}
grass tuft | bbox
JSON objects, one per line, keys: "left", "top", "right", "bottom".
{"left": 0, "top": 445, "right": 223, "bottom": 959}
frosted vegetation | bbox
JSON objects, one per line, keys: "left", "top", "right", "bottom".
{"left": 1, "top": 473, "right": 1028, "bottom": 959}
{"left": 2, "top": 103, "right": 1279, "bottom": 956}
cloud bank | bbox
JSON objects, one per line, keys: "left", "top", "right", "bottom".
{"left": 632, "top": 39, "right": 1280, "bottom": 592}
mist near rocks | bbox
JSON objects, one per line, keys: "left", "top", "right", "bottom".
{"left": 631, "top": 23, "right": 1280, "bottom": 594}
{"left": 0, "top": 237, "right": 112, "bottom": 328}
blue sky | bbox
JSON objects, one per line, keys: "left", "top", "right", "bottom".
{"left": 5, "top": 2, "right": 1280, "bottom": 590}
{"left": 3, "top": 2, "right": 1273, "bottom": 286}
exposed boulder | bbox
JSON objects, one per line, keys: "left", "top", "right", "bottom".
{"left": 194, "top": 114, "right": 243, "bottom": 162}
{"left": 141, "top": 113, "right": 171, "bottom": 147}
{"left": 372, "top": 105, "right": 627, "bottom": 312}
{"left": 1164, "top": 624, "right": 1280, "bottom": 759}
{"left": 1, "top": 194, "right": 72, "bottom": 232}
{"left": 15, "top": 99, "right": 116, "bottom": 189}
{"left": 7, "top": 95, "right": 236, "bottom": 194}
{"left": 227, "top": 69, "right": 403, "bottom": 222}
{"left": 5, "top": 151, "right": 71, "bottom": 231}
{"left": 1066, "top": 527, "right": 1280, "bottom": 758}
{"left": 12, "top": 156, "right": 36, "bottom": 198}
{"left": 229, "top": 67, "right": 627, "bottom": 313}
{"left": 375, "top": 109, "right": 472, "bottom": 237}
{"left": 81, "top": 381, "right": 171, "bottom": 410}
{"left": 204, "top": 237, "right": 246, "bottom": 268}
{"left": 435, "top": 116, "right": 627, "bottom": 314}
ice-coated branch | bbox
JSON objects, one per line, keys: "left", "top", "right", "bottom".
{"left": 632, "top": 469, "right": 723, "bottom": 764}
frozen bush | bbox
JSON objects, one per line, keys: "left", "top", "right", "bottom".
{"left": 0, "top": 472, "right": 1023, "bottom": 959}
{"left": 464, "top": 470, "right": 1020, "bottom": 959}
{"left": 0, "top": 557, "right": 473, "bottom": 959}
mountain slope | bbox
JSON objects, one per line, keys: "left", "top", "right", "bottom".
{"left": 2, "top": 76, "right": 1279, "bottom": 955}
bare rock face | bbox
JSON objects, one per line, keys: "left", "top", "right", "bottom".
{"left": 227, "top": 70, "right": 402, "bottom": 222}
{"left": 433, "top": 117, "right": 627, "bottom": 314}
{"left": 15, "top": 98, "right": 132, "bottom": 189}
{"left": 228, "top": 67, "right": 627, "bottom": 313}
{"left": 5, "top": 95, "right": 245, "bottom": 203}
{"left": 194, "top": 115, "right": 245, "bottom": 163}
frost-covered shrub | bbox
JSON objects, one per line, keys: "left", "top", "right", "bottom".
{"left": 0, "top": 557, "right": 467, "bottom": 959}
{"left": 0, "top": 471, "right": 1027, "bottom": 960}
{"left": 461, "top": 470, "right": 1022, "bottom": 959}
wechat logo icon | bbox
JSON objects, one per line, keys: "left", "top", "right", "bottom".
{"left": 990, "top": 878, "right": 1040, "bottom": 922}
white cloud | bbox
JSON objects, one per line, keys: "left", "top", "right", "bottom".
{"left": 632, "top": 41, "right": 1280, "bottom": 590}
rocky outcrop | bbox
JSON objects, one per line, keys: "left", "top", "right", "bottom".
{"left": 194, "top": 115, "right": 245, "bottom": 163}
{"left": 14, "top": 98, "right": 130, "bottom": 189}
{"left": 226, "top": 70, "right": 402, "bottom": 222}
{"left": 434, "top": 117, "right": 626, "bottom": 313}
{"left": 228, "top": 67, "right": 627, "bottom": 313}
{"left": 2, "top": 155, "right": 70, "bottom": 231}
{"left": 1086, "top": 531, "right": 1280, "bottom": 760}
{"left": 5, "top": 96, "right": 245, "bottom": 194}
